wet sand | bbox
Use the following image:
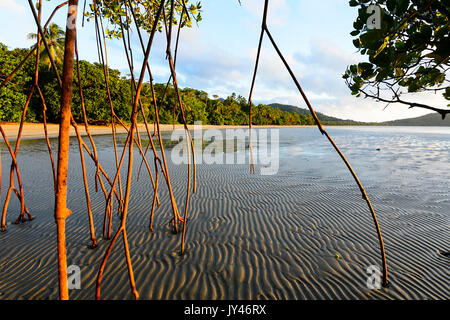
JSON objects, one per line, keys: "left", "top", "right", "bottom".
{"left": 0, "top": 127, "right": 448, "bottom": 300}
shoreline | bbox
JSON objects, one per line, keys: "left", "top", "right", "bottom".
{"left": 0, "top": 123, "right": 311, "bottom": 141}
{"left": 1, "top": 123, "right": 448, "bottom": 142}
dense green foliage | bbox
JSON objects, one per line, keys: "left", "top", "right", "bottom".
{"left": 0, "top": 44, "right": 34, "bottom": 122}
{"left": 268, "top": 103, "right": 365, "bottom": 125}
{"left": 344, "top": 0, "right": 450, "bottom": 114}
{"left": 85, "top": 0, "right": 202, "bottom": 39}
{"left": 0, "top": 43, "right": 317, "bottom": 126}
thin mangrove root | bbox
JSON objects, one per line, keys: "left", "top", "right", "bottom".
{"left": 247, "top": 10, "right": 266, "bottom": 174}
{"left": 96, "top": 226, "right": 123, "bottom": 299}
{"left": 96, "top": 0, "right": 165, "bottom": 300}
{"left": 0, "top": 81, "right": 34, "bottom": 230}
{"left": 122, "top": 228, "right": 139, "bottom": 299}
{"left": 50, "top": 0, "right": 78, "bottom": 300}
{"left": 137, "top": 141, "right": 151, "bottom": 181}
{"left": 75, "top": 38, "right": 101, "bottom": 193}
{"left": 36, "top": 85, "right": 57, "bottom": 189}
{"left": 128, "top": 0, "right": 181, "bottom": 229}
{"left": 103, "top": 131, "right": 131, "bottom": 235}
{"left": 0, "top": 126, "right": 33, "bottom": 229}
{"left": 117, "top": 15, "right": 161, "bottom": 206}
{"left": 92, "top": 2, "right": 125, "bottom": 208}
{"left": 253, "top": 0, "right": 389, "bottom": 287}
{"left": 149, "top": 158, "right": 162, "bottom": 232}
{"left": 163, "top": 1, "right": 196, "bottom": 233}
{"left": 71, "top": 118, "right": 98, "bottom": 248}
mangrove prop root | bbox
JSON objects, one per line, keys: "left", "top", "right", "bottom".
{"left": 117, "top": 14, "right": 161, "bottom": 207}
{"left": 71, "top": 119, "right": 97, "bottom": 248}
{"left": 250, "top": 0, "right": 389, "bottom": 287}
{"left": 0, "top": 0, "right": 388, "bottom": 302}
{"left": 149, "top": 158, "right": 162, "bottom": 232}
{"left": 36, "top": 85, "right": 57, "bottom": 189}
{"left": 0, "top": 126, "right": 33, "bottom": 230}
{"left": 0, "top": 0, "right": 200, "bottom": 300}
{"left": 163, "top": 2, "right": 196, "bottom": 235}
{"left": 96, "top": 0, "right": 165, "bottom": 300}
{"left": 0, "top": 80, "right": 34, "bottom": 230}
{"left": 92, "top": 5, "right": 125, "bottom": 208}
{"left": 52, "top": 0, "right": 78, "bottom": 300}
{"left": 75, "top": 38, "right": 101, "bottom": 193}
{"left": 127, "top": 0, "right": 179, "bottom": 210}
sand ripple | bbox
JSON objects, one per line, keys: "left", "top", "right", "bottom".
{"left": 0, "top": 128, "right": 449, "bottom": 300}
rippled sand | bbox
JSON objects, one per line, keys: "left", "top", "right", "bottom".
{"left": 0, "top": 127, "right": 449, "bottom": 300}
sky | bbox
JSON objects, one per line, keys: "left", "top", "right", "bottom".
{"left": 0, "top": 0, "right": 445, "bottom": 122}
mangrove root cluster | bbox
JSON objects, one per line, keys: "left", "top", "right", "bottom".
{"left": 0, "top": 0, "right": 389, "bottom": 300}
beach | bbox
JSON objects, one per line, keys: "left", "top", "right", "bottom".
{"left": 0, "top": 126, "right": 449, "bottom": 300}
{"left": 0, "top": 123, "right": 307, "bottom": 142}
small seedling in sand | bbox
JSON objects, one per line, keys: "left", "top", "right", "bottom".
{"left": 334, "top": 253, "right": 341, "bottom": 260}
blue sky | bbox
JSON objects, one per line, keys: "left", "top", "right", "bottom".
{"left": 0, "top": 0, "right": 442, "bottom": 122}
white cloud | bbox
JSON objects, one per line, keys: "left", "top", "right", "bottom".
{"left": 0, "top": 0, "right": 25, "bottom": 13}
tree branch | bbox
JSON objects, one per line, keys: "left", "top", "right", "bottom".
{"left": 357, "top": 85, "right": 450, "bottom": 119}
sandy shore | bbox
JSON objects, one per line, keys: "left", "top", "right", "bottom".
{"left": 0, "top": 123, "right": 306, "bottom": 141}
{"left": 0, "top": 127, "right": 448, "bottom": 300}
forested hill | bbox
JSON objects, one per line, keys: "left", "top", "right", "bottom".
{"left": 4, "top": 42, "right": 447, "bottom": 127}
{"left": 268, "top": 103, "right": 365, "bottom": 125}
{"left": 0, "top": 43, "right": 318, "bottom": 126}
{"left": 383, "top": 113, "right": 450, "bottom": 126}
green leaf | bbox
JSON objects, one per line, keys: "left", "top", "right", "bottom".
{"left": 420, "top": 24, "right": 432, "bottom": 41}
{"left": 444, "top": 87, "right": 450, "bottom": 100}
{"left": 397, "top": 0, "right": 409, "bottom": 13}
{"left": 386, "top": 0, "right": 396, "bottom": 12}
{"left": 395, "top": 41, "right": 406, "bottom": 50}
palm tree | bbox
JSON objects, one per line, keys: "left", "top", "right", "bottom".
{"left": 28, "top": 23, "right": 65, "bottom": 69}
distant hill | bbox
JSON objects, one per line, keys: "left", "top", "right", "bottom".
{"left": 384, "top": 112, "right": 450, "bottom": 126}
{"left": 268, "top": 103, "right": 450, "bottom": 126}
{"left": 268, "top": 103, "right": 364, "bottom": 125}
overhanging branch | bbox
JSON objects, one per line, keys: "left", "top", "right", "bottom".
{"left": 358, "top": 86, "right": 450, "bottom": 119}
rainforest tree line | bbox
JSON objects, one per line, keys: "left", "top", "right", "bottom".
{"left": 0, "top": 40, "right": 316, "bottom": 126}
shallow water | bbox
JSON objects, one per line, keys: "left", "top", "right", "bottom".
{"left": 0, "top": 126, "right": 449, "bottom": 300}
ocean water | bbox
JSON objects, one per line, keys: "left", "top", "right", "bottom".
{"left": 278, "top": 126, "right": 450, "bottom": 183}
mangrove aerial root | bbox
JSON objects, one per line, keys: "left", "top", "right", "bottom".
{"left": 0, "top": 0, "right": 199, "bottom": 300}
{"left": 0, "top": 0, "right": 385, "bottom": 302}
{"left": 248, "top": 0, "right": 389, "bottom": 287}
